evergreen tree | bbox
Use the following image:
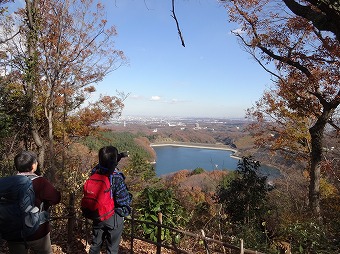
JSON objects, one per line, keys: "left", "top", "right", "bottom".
{"left": 216, "top": 156, "right": 269, "bottom": 224}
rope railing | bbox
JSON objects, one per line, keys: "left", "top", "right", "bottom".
{"left": 51, "top": 207, "right": 265, "bottom": 254}
{"left": 124, "top": 211, "right": 265, "bottom": 254}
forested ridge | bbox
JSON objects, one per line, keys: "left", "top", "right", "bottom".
{"left": 0, "top": 0, "right": 339, "bottom": 253}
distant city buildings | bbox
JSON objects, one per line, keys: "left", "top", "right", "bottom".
{"left": 193, "top": 123, "right": 201, "bottom": 130}
{"left": 114, "top": 115, "right": 250, "bottom": 131}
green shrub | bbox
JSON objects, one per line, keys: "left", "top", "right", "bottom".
{"left": 285, "top": 221, "right": 338, "bottom": 253}
{"left": 135, "top": 187, "right": 189, "bottom": 244}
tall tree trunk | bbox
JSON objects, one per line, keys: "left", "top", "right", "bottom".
{"left": 47, "top": 107, "right": 56, "bottom": 178}
{"left": 25, "top": 0, "right": 45, "bottom": 169}
{"left": 308, "top": 105, "right": 335, "bottom": 220}
{"left": 308, "top": 125, "right": 322, "bottom": 219}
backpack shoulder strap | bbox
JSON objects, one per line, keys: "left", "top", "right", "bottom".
{"left": 24, "top": 175, "right": 47, "bottom": 212}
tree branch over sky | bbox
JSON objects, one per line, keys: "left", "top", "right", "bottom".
{"left": 219, "top": 0, "right": 340, "bottom": 42}
{"left": 282, "top": 0, "right": 340, "bottom": 41}
{"left": 171, "top": 0, "right": 185, "bottom": 47}
{"left": 222, "top": 0, "right": 339, "bottom": 219}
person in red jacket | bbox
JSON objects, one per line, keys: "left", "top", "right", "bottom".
{"left": 89, "top": 146, "right": 132, "bottom": 254}
{"left": 7, "top": 151, "right": 61, "bottom": 254}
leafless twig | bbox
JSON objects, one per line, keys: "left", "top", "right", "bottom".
{"left": 171, "top": 0, "right": 185, "bottom": 47}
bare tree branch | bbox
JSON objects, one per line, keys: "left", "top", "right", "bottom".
{"left": 171, "top": 0, "right": 185, "bottom": 47}
{"left": 0, "top": 29, "right": 21, "bottom": 44}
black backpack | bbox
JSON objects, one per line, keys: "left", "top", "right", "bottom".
{"left": 0, "top": 175, "right": 49, "bottom": 241}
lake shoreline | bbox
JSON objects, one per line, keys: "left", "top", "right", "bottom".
{"left": 151, "top": 142, "right": 241, "bottom": 160}
{"left": 151, "top": 141, "right": 238, "bottom": 152}
{"left": 151, "top": 142, "right": 281, "bottom": 179}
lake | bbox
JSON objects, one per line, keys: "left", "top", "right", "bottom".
{"left": 152, "top": 145, "right": 281, "bottom": 179}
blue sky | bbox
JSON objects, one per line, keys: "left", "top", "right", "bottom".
{"left": 97, "top": 0, "right": 275, "bottom": 119}
{"left": 15, "top": 0, "right": 273, "bottom": 119}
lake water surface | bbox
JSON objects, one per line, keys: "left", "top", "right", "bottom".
{"left": 153, "top": 145, "right": 281, "bottom": 179}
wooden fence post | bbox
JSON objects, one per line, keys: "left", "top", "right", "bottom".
{"left": 130, "top": 208, "right": 134, "bottom": 254}
{"left": 67, "top": 192, "right": 75, "bottom": 251}
{"left": 157, "top": 212, "right": 163, "bottom": 254}
{"left": 240, "top": 239, "right": 244, "bottom": 254}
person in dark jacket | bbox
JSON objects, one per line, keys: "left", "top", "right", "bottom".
{"left": 7, "top": 151, "right": 61, "bottom": 254}
{"left": 89, "top": 146, "right": 132, "bottom": 254}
